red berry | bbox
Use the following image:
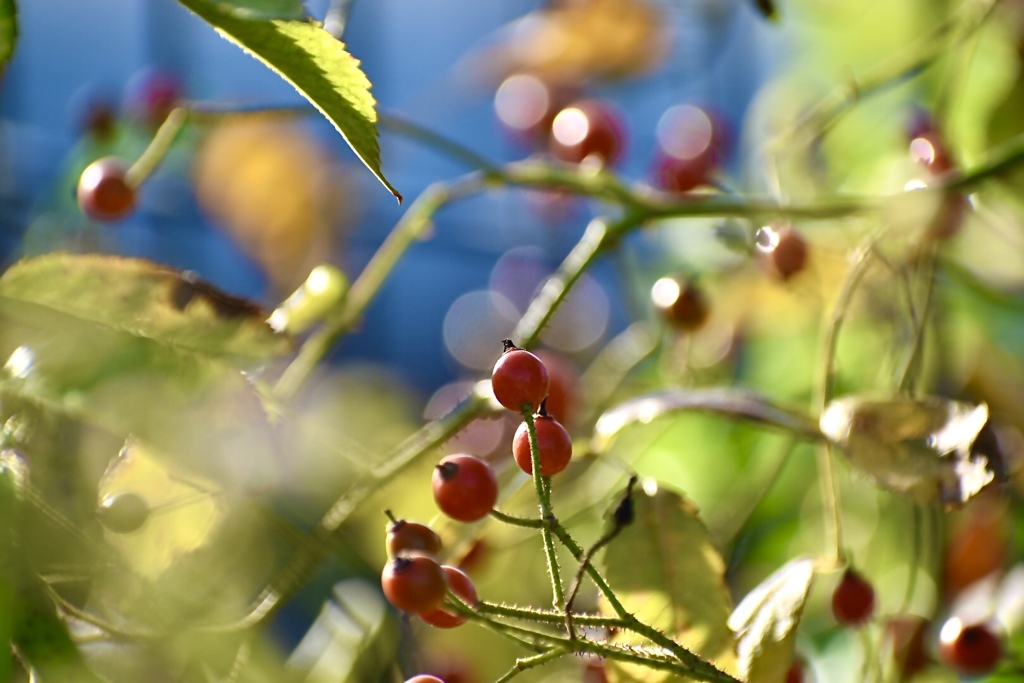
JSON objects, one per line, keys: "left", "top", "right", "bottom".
{"left": 938, "top": 618, "right": 1003, "bottom": 676}
{"left": 494, "top": 73, "right": 572, "bottom": 148}
{"left": 512, "top": 414, "right": 572, "bottom": 476}
{"left": 405, "top": 677, "right": 445, "bottom": 683}
{"left": 418, "top": 565, "right": 478, "bottom": 629}
{"left": 432, "top": 454, "right": 499, "bottom": 523}
{"left": 652, "top": 104, "right": 728, "bottom": 193}
{"left": 381, "top": 555, "right": 448, "bottom": 614}
{"left": 385, "top": 512, "right": 442, "bottom": 558}
{"left": 77, "top": 157, "right": 137, "bottom": 222}
{"left": 784, "top": 659, "right": 804, "bottom": 683}
{"left": 831, "top": 569, "right": 875, "bottom": 626}
{"left": 124, "top": 67, "right": 182, "bottom": 130}
{"left": 491, "top": 340, "right": 549, "bottom": 412}
{"left": 757, "top": 224, "right": 808, "bottom": 281}
{"left": 549, "top": 99, "right": 625, "bottom": 167}
{"left": 651, "top": 275, "right": 709, "bottom": 331}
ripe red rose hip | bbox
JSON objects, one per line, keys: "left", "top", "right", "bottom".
{"left": 77, "top": 157, "right": 137, "bottom": 222}
{"left": 418, "top": 565, "right": 478, "bottom": 629}
{"left": 381, "top": 555, "right": 448, "bottom": 614}
{"left": 831, "top": 568, "right": 875, "bottom": 626}
{"left": 651, "top": 275, "right": 709, "bottom": 331}
{"left": 549, "top": 99, "right": 625, "bottom": 167}
{"left": 432, "top": 454, "right": 499, "bottom": 523}
{"left": 405, "top": 676, "right": 444, "bottom": 683}
{"left": 512, "top": 412, "right": 572, "bottom": 477}
{"left": 938, "top": 618, "right": 1003, "bottom": 677}
{"left": 491, "top": 340, "right": 549, "bottom": 412}
{"left": 385, "top": 511, "right": 442, "bottom": 558}
{"left": 652, "top": 104, "right": 728, "bottom": 193}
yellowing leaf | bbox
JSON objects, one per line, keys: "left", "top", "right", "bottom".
{"left": 177, "top": 0, "right": 400, "bottom": 200}
{"left": 601, "top": 481, "right": 737, "bottom": 681}
{"left": 728, "top": 557, "right": 816, "bottom": 683}
{"left": 819, "top": 394, "right": 997, "bottom": 507}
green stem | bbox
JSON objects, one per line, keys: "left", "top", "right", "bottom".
{"left": 522, "top": 408, "right": 565, "bottom": 611}
{"left": 477, "top": 600, "right": 620, "bottom": 628}
{"left": 490, "top": 508, "right": 543, "bottom": 528}
{"left": 493, "top": 651, "right": 567, "bottom": 683}
{"left": 125, "top": 107, "right": 188, "bottom": 188}
{"left": 273, "top": 175, "right": 485, "bottom": 402}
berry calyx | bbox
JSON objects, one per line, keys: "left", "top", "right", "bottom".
{"left": 491, "top": 340, "right": 549, "bottom": 412}
{"left": 549, "top": 99, "right": 625, "bottom": 167}
{"left": 418, "top": 565, "right": 478, "bottom": 629}
{"left": 831, "top": 568, "right": 875, "bottom": 626}
{"left": 385, "top": 510, "right": 442, "bottom": 558}
{"left": 651, "top": 275, "right": 709, "bottom": 331}
{"left": 938, "top": 618, "right": 1003, "bottom": 677}
{"left": 652, "top": 104, "right": 728, "bottom": 193}
{"left": 96, "top": 491, "right": 150, "bottom": 534}
{"left": 381, "top": 555, "right": 448, "bottom": 614}
{"left": 512, "top": 407, "right": 573, "bottom": 477}
{"left": 432, "top": 454, "right": 499, "bottom": 523}
{"left": 77, "top": 157, "right": 137, "bottom": 222}
{"left": 756, "top": 224, "right": 808, "bottom": 281}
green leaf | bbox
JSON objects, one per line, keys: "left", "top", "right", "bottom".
{"left": 592, "top": 388, "right": 820, "bottom": 454}
{"left": 601, "top": 481, "right": 737, "bottom": 681}
{"left": 728, "top": 557, "right": 816, "bottom": 683}
{"left": 177, "top": 0, "right": 401, "bottom": 201}
{"left": 0, "top": 0, "right": 17, "bottom": 73}
{"left": 819, "top": 394, "right": 997, "bottom": 507}
{"left": 205, "top": 0, "right": 306, "bottom": 20}
{"left": 0, "top": 253, "right": 291, "bottom": 363}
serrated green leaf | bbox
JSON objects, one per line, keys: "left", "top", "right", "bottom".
{"left": 0, "top": 0, "right": 16, "bottom": 73}
{"left": 208, "top": 0, "right": 306, "bottom": 20}
{"left": 819, "top": 394, "right": 996, "bottom": 507}
{"left": 592, "top": 388, "right": 820, "bottom": 454}
{"left": 0, "top": 253, "right": 291, "bottom": 363}
{"left": 601, "top": 482, "right": 737, "bottom": 682}
{"left": 728, "top": 557, "right": 816, "bottom": 683}
{"left": 177, "top": 0, "right": 401, "bottom": 201}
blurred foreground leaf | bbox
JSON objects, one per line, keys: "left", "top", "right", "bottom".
{"left": 592, "top": 388, "right": 820, "bottom": 453}
{"left": 601, "top": 482, "right": 737, "bottom": 681}
{"left": 728, "top": 557, "right": 816, "bottom": 683}
{"left": 208, "top": 0, "right": 305, "bottom": 20}
{"left": 819, "top": 394, "right": 997, "bottom": 507}
{"left": 178, "top": 0, "right": 401, "bottom": 200}
{"left": 0, "top": 0, "right": 15, "bottom": 73}
{"left": 0, "top": 253, "right": 290, "bottom": 363}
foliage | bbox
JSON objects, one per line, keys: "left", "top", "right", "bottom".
{"left": 4, "top": 0, "right": 1024, "bottom": 682}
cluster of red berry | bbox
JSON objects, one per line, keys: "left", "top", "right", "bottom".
{"left": 382, "top": 340, "right": 575, "bottom": 683}
{"left": 820, "top": 567, "right": 1005, "bottom": 679}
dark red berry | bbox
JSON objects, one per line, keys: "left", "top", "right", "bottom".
{"left": 432, "top": 454, "right": 499, "bottom": 523}
{"left": 124, "top": 67, "right": 182, "bottom": 130}
{"left": 549, "top": 99, "right": 625, "bottom": 167}
{"left": 652, "top": 104, "right": 728, "bottom": 193}
{"left": 385, "top": 511, "right": 442, "bottom": 558}
{"left": 651, "top": 275, "right": 709, "bottom": 331}
{"left": 757, "top": 224, "right": 808, "bottom": 281}
{"left": 96, "top": 491, "right": 150, "bottom": 534}
{"left": 494, "top": 73, "right": 572, "bottom": 148}
{"left": 491, "top": 340, "right": 549, "bottom": 412}
{"left": 405, "top": 677, "right": 445, "bottom": 683}
{"left": 512, "top": 413, "right": 572, "bottom": 476}
{"left": 418, "top": 565, "right": 478, "bottom": 629}
{"left": 77, "top": 157, "right": 137, "bottom": 222}
{"left": 784, "top": 659, "right": 804, "bottom": 683}
{"left": 831, "top": 569, "right": 875, "bottom": 626}
{"left": 381, "top": 555, "right": 448, "bottom": 614}
{"left": 938, "top": 618, "right": 1003, "bottom": 676}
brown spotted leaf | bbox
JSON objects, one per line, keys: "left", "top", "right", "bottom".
{"left": 0, "top": 253, "right": 290, "bottom": 362}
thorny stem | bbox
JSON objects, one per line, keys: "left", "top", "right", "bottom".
{"left": 522, "top": 407, "right": 565, "bottom": 611}
{"left": 477, "top": 600, "right": 620, "bottom": 628}
{"left": 493, "top": 651, "right": 567, "bottom": 683}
